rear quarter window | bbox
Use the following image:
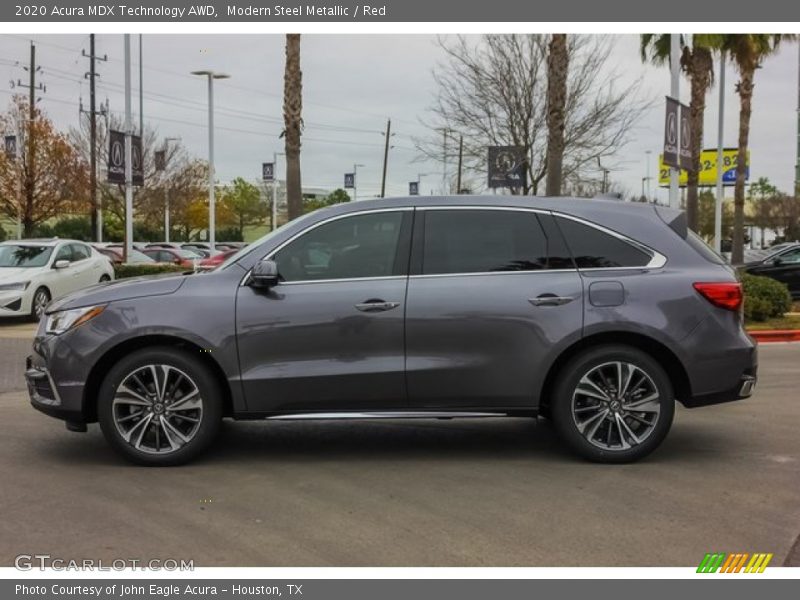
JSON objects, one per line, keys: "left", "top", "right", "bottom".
{"left": 555, "top": 216, "right": 652, "bottom": 268}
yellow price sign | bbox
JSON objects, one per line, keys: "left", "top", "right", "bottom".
{"left": 658, "top": 149, "right": 750, "bottom": 187}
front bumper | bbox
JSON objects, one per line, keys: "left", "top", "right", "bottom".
{"left": 26, "top": 341, "right": 88, "bottom": 427}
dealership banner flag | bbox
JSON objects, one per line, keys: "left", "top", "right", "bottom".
{"left": 663, "top": 96, "right": 680, "bottom": 169}
{"left": 487, "top": 146, "right": 527, "bottom": 189}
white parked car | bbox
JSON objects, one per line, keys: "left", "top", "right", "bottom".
{"left": 0, "top": 239, "right": 115, "bottom": 320}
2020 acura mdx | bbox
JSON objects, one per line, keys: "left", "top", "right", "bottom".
{"left": 26, "top": 196, "right": 757, "bottom": 465}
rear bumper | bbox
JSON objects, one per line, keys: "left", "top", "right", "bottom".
{"left": 682, "top": 371, "right": 757, "bottom": 408}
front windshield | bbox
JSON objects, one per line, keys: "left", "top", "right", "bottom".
{"left": 219, "top": 211, "right": 317, "bottom": 270}
{"left": 0, "top": 245, "right": 54, "bottom": 268}
{"left": 179, "top": 249, "right": 202, "bottom": 259}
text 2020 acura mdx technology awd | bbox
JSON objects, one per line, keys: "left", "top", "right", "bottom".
{"left": 26, "top": 196, "right": 757, "bottom": 465}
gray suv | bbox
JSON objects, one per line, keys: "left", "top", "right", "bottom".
{"left": 26, "top": 196, "right": 757, "bottom": 465}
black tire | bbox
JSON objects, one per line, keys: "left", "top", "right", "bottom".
{"left": 99, "top": 274, "right": 111, "bottom": 283}
{"left": 30, "top": 287, "right": 50, "bottom": 321}
{"left": 550, "top": 345, "right": 675, "bottom": 463}
{"left": 97, "top": 347, "right": 222, "bottom": 466}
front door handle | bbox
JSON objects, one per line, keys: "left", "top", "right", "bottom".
{"left": 529, "top": 294, "right": 575, "bottom": 307}
{"left": 355, "top": 299, "right": 401, "bottom": 312}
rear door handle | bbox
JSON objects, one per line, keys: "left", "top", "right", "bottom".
{"left": 529, "top": 294, "right": 574, "bottom": 307}
{"left": 355, "top": 300, "right": 401, "bottom": 312}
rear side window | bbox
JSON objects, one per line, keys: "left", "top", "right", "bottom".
{"left": 556, "top": 216, "right": 652, "bottom": 268}
{"left": 71, "top": 244, "right": 91, "bottom": 261}
{"left": 422, "top": 210, "right": 549, "bottom": 275}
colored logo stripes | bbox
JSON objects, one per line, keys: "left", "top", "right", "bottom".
{"left": 697, "top": 552, "right": 773, "bottom": 573}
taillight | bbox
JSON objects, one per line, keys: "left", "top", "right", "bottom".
{"left": 693, "top": 282, "right": 743, "bottom": 311}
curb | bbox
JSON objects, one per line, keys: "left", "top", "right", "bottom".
{"left": 747, "top": 330, "right": 800, "bottom": 343}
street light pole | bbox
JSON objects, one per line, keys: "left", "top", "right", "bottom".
{"left": 715, "top": 51, "right": 727, "bottom": 253}
{"left": 124, "top": 34, "right": 134, "bottom": 264}
{"left": 161, "top": 137, "right": 180, "bottom": 243}
{"left": 645, "top": 150, "right": 652, "bottom": 202}
{"left": 192, "top": 70, "right": 230, "bottom": 251}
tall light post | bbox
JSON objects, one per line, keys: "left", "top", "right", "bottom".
{"left": 160, "top": 137, "right": 180, "bottom": 243}
{"left": 645, "top": 150, "right": 653, "bottom": 202}
{"left": 124, "top": 34, "right": 134, "bottom": 264}
{"left": 714, "top": 51, "right": 727, "bottom": 253}
{"left": 353, "top": 163, "right": 365, "bottom": 201}
{"left": 191, "top": 70, "right": 230, "bottom": 250}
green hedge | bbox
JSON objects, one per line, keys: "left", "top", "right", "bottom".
{"left": 113, "top": 264, "right": 188, "bottom": 279}
{"left": 741, "top": 273, "right": 792, "bottom": 322}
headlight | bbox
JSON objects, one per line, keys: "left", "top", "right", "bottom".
{"left": 45, "top": 305, "right": 106, "bottom": 336}
{"left": 0, "top": 281, "right": 29, "bottom": 292}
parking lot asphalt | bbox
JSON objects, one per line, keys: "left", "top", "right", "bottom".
{"left": 0, "top": 323, "right": 798, "bottom": 567}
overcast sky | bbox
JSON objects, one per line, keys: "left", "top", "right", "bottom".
{"left": 0, "top": 33, "right": 798, "bottom": 201}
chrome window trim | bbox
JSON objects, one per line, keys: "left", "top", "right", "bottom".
{"left": 239, "top": 203, "right": 667, "bottom": 286}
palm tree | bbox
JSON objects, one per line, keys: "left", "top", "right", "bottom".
{"left": 545, "top": 34, "right": 568, "bottom": 196}
{"left": 640, "top": 34, "right": 716, "bottom": 231}
{"left": 714, "top": 35, "right": 796, "bottom": 264}
{"left": 283, "top": 33, "right": 303, "bottom": 221}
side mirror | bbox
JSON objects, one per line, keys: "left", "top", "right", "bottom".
{"left": 53, "top": 259, "right": 70, "bottom": 269}
{"left": 250, "top": 259, "right": 279, "bottom": 288}
{"left": 772, "top": 257, "right": 783, "bottom": 266}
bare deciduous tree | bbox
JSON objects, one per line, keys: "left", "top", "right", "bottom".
{"left": 417, "top": 35, "right": 651, "bottom": 196}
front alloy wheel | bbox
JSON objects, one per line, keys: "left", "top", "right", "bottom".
{"left": 551, "top": 345, "right": 674, "bottom": 463}
{"left": 98, "top": 347, "right": 222, "bottom": 465}
{"left": 112, "top": 365, "right": 204, "bottom": 454}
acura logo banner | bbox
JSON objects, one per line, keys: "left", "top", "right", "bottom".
{"left": 108, "top": 130, "right": 144, "bottom": 186}
{"left": 487, "top": 146, "right": 527, "bottom": 189}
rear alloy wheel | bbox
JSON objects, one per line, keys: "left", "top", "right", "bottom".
{"left": 30, "top": 287, "right": 50, "bottom": 321}
{"left": 99, "top": 274, "right": 111, "bottom": 283}
{"left": 98, "top": 348, "right": 222, "bottom": 466}
{"left": 551, "top": 345, "right": 674, "bottom": 463}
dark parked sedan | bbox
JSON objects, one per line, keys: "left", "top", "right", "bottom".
{"left": 26, "top": 196, "right": 757, "bottom": 465}
{"left": 743, "top": 243, "right": 800, "bottom": 298}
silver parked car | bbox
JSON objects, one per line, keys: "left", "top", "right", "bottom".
{"left": 26, "top": 196, "right": 757, "bottom": 465}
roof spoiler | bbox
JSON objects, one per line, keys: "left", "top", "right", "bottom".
{"left": 654, "top": 205, "right": 687, "bottom": 239}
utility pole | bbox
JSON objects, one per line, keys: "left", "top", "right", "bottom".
{"left": 380, "top": 119, "right": 391, "bottom": 198}
{"left": 124, "top": 35, "right": 134, "bottom": 264}
{"left": 456, "top": 135, "right": 463, "bottom": 194}
{"left": 669, "top": 34, "right": 680, "bottom": 210}
{"left": 82, "top": 34, "right": 107, "bottom": 242}
{"left": 15, "top": 43, "right": 45, "bottom": 237}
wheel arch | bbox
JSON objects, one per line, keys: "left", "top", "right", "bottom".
{"left": 82, "top": 334, "right": 234, "bottom": 423}
{"left": 538, "top": 331, "right": 692, "bottom": 412}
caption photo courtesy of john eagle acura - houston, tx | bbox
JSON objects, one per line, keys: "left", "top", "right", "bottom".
{"left": 25, "top": 195, "right": 757, "bottom": 466}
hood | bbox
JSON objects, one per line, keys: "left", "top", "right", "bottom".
{"left": 47, "top": 272, "right": 189, "bottom": 313}
{"left": 0, "top": 267, "right": 41, "bottom": 281}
